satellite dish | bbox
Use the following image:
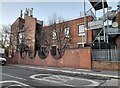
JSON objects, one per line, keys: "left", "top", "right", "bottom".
{"left": 112, "top": 22, "right": 118, "bottom": 28}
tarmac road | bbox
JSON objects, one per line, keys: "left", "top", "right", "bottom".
{"left": 1, "top": 65, "right": 119, "bottom": 87}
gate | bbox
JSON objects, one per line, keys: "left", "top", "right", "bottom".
{"left": 92, "top": 49, "right": 120, "bottom": 62}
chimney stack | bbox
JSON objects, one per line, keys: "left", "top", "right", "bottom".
{"left": 30, "top": 8, "right": 33, "bottom": 17}
{"left": 23, "top": 8, "right": 34, "bottom": 18}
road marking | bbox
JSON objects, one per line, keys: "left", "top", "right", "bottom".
{"left": 30, "top": 74, "right": 100, "bottom": 87}
{"left": 6, "top": 84, "right": 23, "bottom": 87}
{"left": 3, "top": 74, "right": 27, "bottom": 80}
{"left": 76, "top": 69, "right": 90, "bottom": 72}
{"left": 14, "top": 65, "right": 45, "bottom": 70}
{"left": 0, "top": 80, "right": 30, "bottom": 86}
{"left": 30, "top": 74, "right": 75, "bottom": 87}
{"left": 14, "top": 65, "right": 120, "bottom": 79}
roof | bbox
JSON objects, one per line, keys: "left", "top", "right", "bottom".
{"left": 43, "top": 16, "right": 94, "bottom": 28}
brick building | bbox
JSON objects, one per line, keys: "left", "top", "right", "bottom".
{"left": 8, "top": 6, "right": 120, "bottom": 70}
{"left": 9, "top": 8, "right": 94, "bottom": 59}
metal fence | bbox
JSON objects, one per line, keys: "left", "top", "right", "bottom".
{"left": 92, "top": 49, "right": 120, "bottom": 62}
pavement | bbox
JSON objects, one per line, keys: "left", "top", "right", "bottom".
{"left": 7, "top": 64, "right": 120, "bottom": 79}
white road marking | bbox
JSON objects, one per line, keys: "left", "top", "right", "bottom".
{"left": 76, "top": 69, "right": 90, "bottom": 72}
{"left": 14, "top": 65, "right": 45, "bottom": 70}
{"left": 3, "top": 74, "right": 26, "bottom": 80}
{"left": 6, "top": 84, "right": 23, "bottom": 87}
{"left": 0, "top": 80, "right": 30, "bottom": 86}
{"left": 14, "top": 65, "right": 120, "bottom": 79}
{"left": 28, "top": 67, "right": 45, "bottom": 70}
{"left": 30, "top": 74, "right": 75, "bottom": 87}
{"left": 30, "top": 74, "right": 100, "bottom": 87}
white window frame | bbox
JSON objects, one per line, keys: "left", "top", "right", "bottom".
{"left": 77, "top": 42, "right": 85, "bottom": 48}
{"left": 52, "top": 30, "right": 57, "bottom": 39}
{"left": 18, "top": 32, "right": 24, "bottom": 44}
{"left": 78, "top": 24, "right": 85, "bottom": 36}
{"left": 64, "top": 27, "right": 70, "bottom": 38}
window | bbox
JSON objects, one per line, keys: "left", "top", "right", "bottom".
{"left": 51, "top": 46, "right": 57, "bottom": 56}
{"left": 64, "top": 27, "right": 70, "bottom": 38}
{"left": 78, "top": 24, "right": 85, "bottom": 36}
{"left": 52, "top": 30, "right": 57, "bottom": 39}
{"left": 78, "top": 42, "right": 86, "bottom": 48}
{"left": 18, "top": 32, "right": 24, "bottom": 44}
{"left": 78, "top": 44, "right": 84, "bottom": 48}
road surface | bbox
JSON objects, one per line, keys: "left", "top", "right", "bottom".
{"left": 0, "top": 65, "right": 119, "bottom": 87}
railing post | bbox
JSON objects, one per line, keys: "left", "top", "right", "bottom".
{"left": 108, "top": 49, "right": 111, "bottom": 61}
{"left": 110, "top": 49, "right": 112, "bottom": 61}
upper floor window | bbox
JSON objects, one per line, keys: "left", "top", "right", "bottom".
{"left": 18, "top": 32, "right": 24, "bottom": 44}
{"left": 78, "top": 24, "right": 85, "bottom": 36}
{"left": 64, "top": 27, "right": 70, "bottom": 38}
{"left": 52, "top": 30, "right": 57, "bottom": 39}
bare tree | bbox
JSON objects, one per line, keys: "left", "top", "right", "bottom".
{"left": 36, "top": 22, "right": 50, "bottom": 59}
{"left": 8, "top": 23, "right": 23, "bottom": 58}
{"left": 0, "top": 25, "right": 11, "bottom": 48}
{"left": 8, "top": 20, "right": 36, "bottom": 59}
{"left": 0, "top": 25, "right": 11, "bottom": 57}
{"left": 48, "top": 14, "right": 71, "bottom": 59}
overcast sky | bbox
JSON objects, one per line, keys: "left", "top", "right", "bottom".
{"left": 0, "top": 0, "right": 119, "bottom": 26}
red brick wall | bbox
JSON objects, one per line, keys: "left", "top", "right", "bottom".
{"left": 87, "top": 30, "right": 93, "bottom": 43}
{"left": 92, "top": 61, "right": 120, "bottom": 70}
{"left": 24, "top": 16, "right": 36, "bottom": 50}
{"left": 7, "top": 48, "right": 92, "bottom": 69}
{"left": 43, "top": 16, "right": 94, "bottom": 49}
{"left": 10, "top": 18, "right": 21, "bottom": 53}
{"left": 7, "top": 49, "right": 120, "bottom": 70}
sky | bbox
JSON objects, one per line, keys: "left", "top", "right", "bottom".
{"left": 0, "top": 0, "right": 120, "bottom": 27}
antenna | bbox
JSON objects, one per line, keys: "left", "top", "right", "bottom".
{"left": 20, "top": 10, "right": 23, "bottom": 18}
{"left": 26, "top": 8, "right": 29, "bottom": 16}
{"left": 24, "top": 8, "right": 27, "bottom": 17}
{"left": 30, "top": 8, "right": 33, "bottom": 17}
{"left": 28, "top": 8, "right": 30, "bottom": 16}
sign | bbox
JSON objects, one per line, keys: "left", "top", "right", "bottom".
{"left": 88, "top": 20, "right": 103, "bottom": 30}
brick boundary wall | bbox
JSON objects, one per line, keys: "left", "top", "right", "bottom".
{"left": 7, "top": 48, "right": 92, "bottom": 69}
{"left": 7, "top": 48, "right": 120, "bottom": 70}
{"left": 92, "top": 61, "right": 120, "bottom": 71}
